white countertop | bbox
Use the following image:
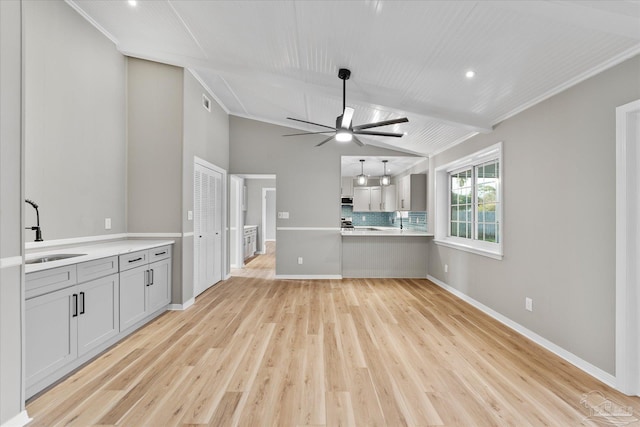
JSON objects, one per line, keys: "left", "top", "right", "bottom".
{"left": 341, "top": 227, "right": 433, "bottom": 237}
{"left": 244, "top": 225, "right": 258, "bottom": 230}
{"left": 25, "top": 239, "right": 174, "bottom": 273}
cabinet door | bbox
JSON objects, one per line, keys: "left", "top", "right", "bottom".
{"left": 383, "top": 185, "right": 397, "bottom": 212}
{"left": 370, "top": 187, "right": 382, "bottom": 211}
{"left": 77, "top": 273, "right": 119, "bottom": 357}
{"left": 341, "top": 177, "right": 354, "bottom": 197}
{"left": 353, "top": 187, "right": 370, "bottom": 212}
{"left": 398, "top": 176, "right": 411, "bottom": 210}
{"left": 26, "top": 287, "right": 78, "bottom": 386}
{"left": 147, "top": 258, "right": 171, "bottom": 314}
{"left": 119, "top": 264, "right": 147, "bottom": 331}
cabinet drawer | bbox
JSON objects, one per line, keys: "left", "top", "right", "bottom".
{"left": 119, "top": 250, "right": 148, "bottom": 272}
{"left": 148, "top": 245, "right": 171, "bottom": 263}
{"left": 26, "top": 265, "right": 77, "bottom": 299}
{"left": 77, "top": 256, "right": 118, "bottom": 283}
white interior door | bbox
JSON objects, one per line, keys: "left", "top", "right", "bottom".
{"left": 194, "top": 162, "right": 223, "bottom": 297}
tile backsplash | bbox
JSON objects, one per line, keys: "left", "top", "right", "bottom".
{"left": 341, "top": 205, "right": 427, "bottom": 231}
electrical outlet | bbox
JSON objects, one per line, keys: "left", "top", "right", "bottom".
{"left": 444, "top": 264, "right": 448, "bottom": 273}
{"left": 525, "top": 297, "right": 533, "bottom": 312}
{"left": 278, "top": 212, "right": 290, "bottom": 219}
{"left": 297, "top": 257, "right": 303, "bottom": 265}
{"left": 188, "top": 210, "right": 193, "bottom": 220}
{"left": 104, "top": 218, "right": 111, "bottom": 230}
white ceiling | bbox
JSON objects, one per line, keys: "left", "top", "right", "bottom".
{"left": 67, "top": 0, "right": 640, "bottom": 156}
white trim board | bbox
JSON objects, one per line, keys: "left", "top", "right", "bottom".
{"left": 25, "top": 233, "right": 128, "bottom": 249}
{"left": 275, "top": 275, "right": 343, "bottom": 280}
{"left": 615, "top": 98, "right": 640, "bottom": 396}
{"left": 277, "top": 227, "right": 341, "bottom": 231}
{"left": 0, "top": 256, "right": 22, "bottom": 269}
{"left": 168, "top": 297, "right": 195, "bottom": 311}
{"left": 427, "top": 274, "right": 617, "bottom": 389}
{"left": 0, "top": 410, "right": 31, "bottom": 427}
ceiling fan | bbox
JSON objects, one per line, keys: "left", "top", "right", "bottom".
{"left": 283, "top": 68, "right": 409, "bottom": 147}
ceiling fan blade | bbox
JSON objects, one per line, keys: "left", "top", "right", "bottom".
{"left": 283, "top": 131, "right": 335, "bottom": 136}
{"left": 355, "top": 130, "right": 404, "bottom": 138}
{"left": 352, "top": 136, "right": 365, "bottom": 147}
{"left": 341, "top": 107, "right": 355, "bottom": 129}
{"left": 352, "top": 117, "right": 409, "bottom": 131}
{"left": 315, "top": 135, "right": 335, "bottom": 147}
{"left": 286, "top": 117, "right": 336, "bottom": 130}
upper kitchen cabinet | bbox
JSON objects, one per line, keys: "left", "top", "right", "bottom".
{"left": 341, "top": 156, "right": 427, "bottom": 212}
{"left": 397, "top": 174, "right": 427, "bottom": 211}
{"left": 341, "top": 177, "right": 354, "bottom": 197}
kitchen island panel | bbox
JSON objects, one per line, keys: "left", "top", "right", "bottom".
{"left": 342, "top": 236, "right": 429, "bottom": 278}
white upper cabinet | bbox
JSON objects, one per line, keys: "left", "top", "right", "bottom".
{"left": 341, "top": 177, "right": 354, "bottom": 197}
{"left": 397, "top": 174, "right": 426, "bottom": 211}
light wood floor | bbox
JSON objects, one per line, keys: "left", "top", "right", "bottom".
{"left": 27, "top": 242, "right": 639, "bottom": 426}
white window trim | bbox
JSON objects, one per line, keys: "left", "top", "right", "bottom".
{"left": 434, "top": 142, "right": 503, "bottom": 260}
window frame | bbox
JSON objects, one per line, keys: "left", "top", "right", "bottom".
{"left": 434, "top": 142, "right": 503, "bottom": 260}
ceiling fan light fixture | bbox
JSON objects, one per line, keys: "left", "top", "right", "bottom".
{"left": 356, "top": 159, "right": 367, "bottom": 185}
{"left": 336, "top": 130, "right": 353, "bottom": 143}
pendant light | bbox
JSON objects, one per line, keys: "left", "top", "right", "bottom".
{"left": 356, "top": 159, "right": 367, "bottom": 186}
{"left": 381, "top": 160, "right": 390, "bottom": 186}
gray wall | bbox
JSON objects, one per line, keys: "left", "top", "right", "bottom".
{"left": 182, "top": 70, "right": 230, "bottom": 294}
{"left": 127, "top": 58, "right": 183, "bottom": 233}
{"left": 427, "top": 55, "right": 640, "bottom": 375}
{"left": 244, "top": 178, "right": 276, "bottom": 250}
{"left": 229, "top": 116, "right": 416, "bottom": 276}
{"left": 127, "top": 59, "right": 231, "bottom": 304}
{"left": 23, "top": 0, "right": 126, "bottom": 241}
{"left": 0, "top": 1, "right": 24, "bottom": 423}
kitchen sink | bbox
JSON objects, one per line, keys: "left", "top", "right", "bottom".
{"left": 25, "top": 254, "right": 86, "bottom": 264}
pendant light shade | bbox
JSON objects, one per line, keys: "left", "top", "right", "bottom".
{"left": 356, "top": 159, "right": 367, "bottom": 186}
{"left": 381, "top": 160, "right": 391, "bottom": 186}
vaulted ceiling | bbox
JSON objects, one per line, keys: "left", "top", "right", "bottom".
{"left": 67, "top": 0, "right": 640, "bottom": 156}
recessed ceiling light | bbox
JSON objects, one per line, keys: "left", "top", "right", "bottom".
{"left": 128, "top": 0, "right": 137, "bottom": 6}
{"left": 465, "top": 70, "right": 476, "bottom": 79}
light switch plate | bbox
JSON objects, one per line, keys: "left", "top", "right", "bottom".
{"left": 105, "top": 218, "right": 111, "bottom": 230}
{"left": 278, "top": 212, "right": 289, "bottom": 219}
{"left": 188, "top": 210, "right": 193, "bottom": 220}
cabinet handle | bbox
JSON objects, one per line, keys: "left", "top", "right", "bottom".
{"left": 129, "top": 257, "right": 143, "bottom": 263}
{"left": 154, "top": 251, "right": 166, "bottom": 256}
{"left": 150, "top": 269, "right": 154, "bottom": 285}
{"left": 80, "top": 292, "right": 85, "bottom": 315}
{"left": 72, "top": 294, "right": 78, "bottom": 317}
{"left": 145, "top": 270, "right": 149, "bottom": 286}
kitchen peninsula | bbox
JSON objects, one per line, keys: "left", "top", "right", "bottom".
{"left": 341, "top": 227, "right": 432, "bottom": 278}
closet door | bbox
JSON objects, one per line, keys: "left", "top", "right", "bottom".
{"left": 194, "top": 163, "right": 223, "bottom": 297}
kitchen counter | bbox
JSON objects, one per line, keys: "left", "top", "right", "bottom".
{"left": 341, "top": 226, "right": 432, "bottom": 237}
{"left": 25, "top": 239, "right": 174, "bottom": 273}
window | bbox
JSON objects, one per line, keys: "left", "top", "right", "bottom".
{"left": 435, "top": 142, "right": 503, "bottom": 259}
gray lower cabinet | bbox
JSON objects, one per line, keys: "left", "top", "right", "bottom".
{"left": 26, "top": 286, "right": 78, "bottom": 388}
{"left": 119, "top": 246, "right": 171, "bottom": 332}
{"left": 25, "top": 269, "right": 119, "bottom": 392}
{"left": 25, "top": 245, "right": 172, "bottom": 398}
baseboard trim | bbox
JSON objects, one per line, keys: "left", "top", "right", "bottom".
{"left": 168, "top": 297, "right": 195, "bottom": 311}
{"left": 426, "top": 274, "right": 617, "bottom": 389}
{"left": 0, "top": 411, "right": 31, "bottom": 427}
{"left": 274, "top": 274, "right": 343, "bottom": 280}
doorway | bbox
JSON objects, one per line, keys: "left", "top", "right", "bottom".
{"left": 616, "top": 99, "right": 640, "bottom": 396}
{"left": 193, "top": 159, "right": 226, "bottom": 297}
{"left": 262, "top": 188, "right": 276, "bottom": 254}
